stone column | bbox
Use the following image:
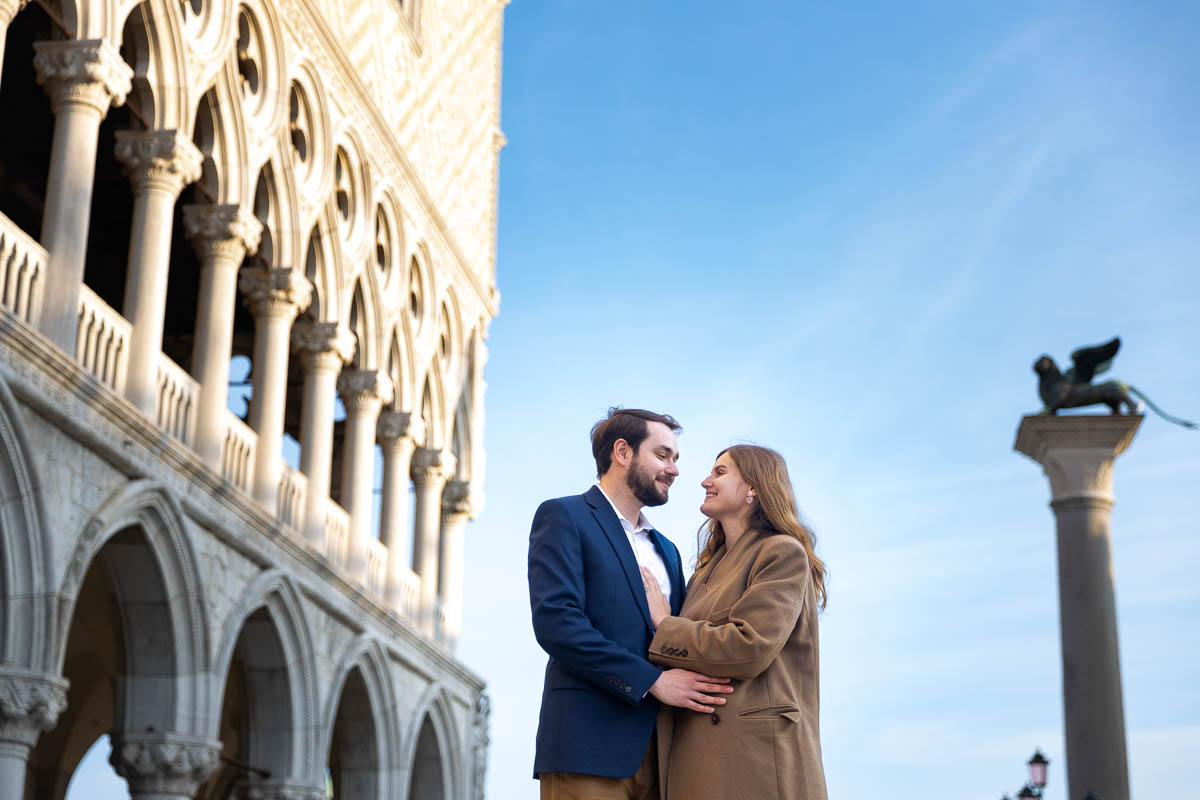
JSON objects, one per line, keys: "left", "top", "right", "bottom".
{"left": 33, "top": 40, "right": 132, "bottom": 350}
{"left": 292, "top": 321, "right": 354, "bottom": 548}
{"left": 0, "top": 669, "right": 67, "bottom": 800}
{"left": 109, "top": 733, "right": 221, "bottom": 800}
{"left": 114, "top": 130, "right": 203, "bottom": 414}
{"left": 239, "top": 268, "right": 312, "bottom": 509}
{"left": 411, "top": 447, "right": 454, "bottom": 635}
{"left": 184, "top": 204, "right": 262, "bottom": 466}
{"left": 1014, "top": 414, "right": 1141, "bottom": 800}
{"left": 337, "top": 369, "right": 392, "bottom": 581}
{"left": 377, "top": 411, "right": 421, "bottom": 612}
{"left": 439, "top": 479, "right": 475, "bottom": 649}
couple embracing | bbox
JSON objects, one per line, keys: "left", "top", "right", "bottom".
{"left": 528, "top": 408, "right": 828, "bottom": 800}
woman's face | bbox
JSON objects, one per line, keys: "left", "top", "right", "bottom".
{"left": 700, "top": 452, "right": 753, "bottom": 519}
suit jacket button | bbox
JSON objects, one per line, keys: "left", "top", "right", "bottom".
{"left": 624, "top": 686, "right": 631, "bottom": 693}
{"left": 660, "top": 646, "right": 667, "bottom": 654}
{"left": 710, "top": 712, "right": 720, "bottom": 725}
{"left": 681, "top": 649, "right": 688, "bottom": 657}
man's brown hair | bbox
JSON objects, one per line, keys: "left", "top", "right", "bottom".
{"left": 590, "top": 407, "right": 682, "bottom": 477}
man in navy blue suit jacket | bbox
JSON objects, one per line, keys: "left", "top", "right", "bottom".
{"left": 528, "top": 408, "right": 733, "bottom": 799}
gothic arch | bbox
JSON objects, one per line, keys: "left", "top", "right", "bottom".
{"left": 118, "top": 0, "right": 190, "bottom": 130}
{"left": 319, "top": 636, "right": 400, "bottom": 799}
{"left": 385, "top": 324, "right": 416, "bottom": 413}
{"left": 0, "top": 376, "right": 55, "bottom": 672}
{"left": 301, "top": 214, "right": 339, "bottom": 323}
{"left": 210, "top": 569, "right": 319, "bottom": 781}
{"left": 55, "top": 479, "right": 210, "bottom": 734}
{"left": 401, "top": 684, "right": 461, "bottom": 800}
{"left": 417, "top": 368, "right": 445, "bottom": 449}
{"left": 189, "top": 65, "right": 251, "bottom": 206}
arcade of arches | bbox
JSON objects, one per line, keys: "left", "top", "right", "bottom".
{"left": 0, "top": 0, "right": 503, "bottom": 795}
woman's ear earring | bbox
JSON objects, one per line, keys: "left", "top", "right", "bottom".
{"left": 746, "top": 493, "right": 754, "bottom": 504}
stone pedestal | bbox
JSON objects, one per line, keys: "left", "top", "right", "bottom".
{"left": 1014, "top": 414, "right": 1141, "bottom": 800}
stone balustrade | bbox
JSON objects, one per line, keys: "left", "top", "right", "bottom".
{"left": 154, "top": 355, "right": 198, "bottom": 445}
{"left": 277, "top": 463, "right": 307, "bottom": 530}
{"left": 0, "top": 212, "right": 45, "bottom": 324}
{"left": 366, "top": 539, "right": 388, "bottom": 597}
{"left": 325, "top": 503, "right": 350, "bottom": 569}
{"left": 220, "top": 412, "right": 257, "bottom": 489}
{"left": 75, "top": 285, "right": 130, "bottom": 391}
{"left": 394, "top": 566, "right": 421, "bottom": 622}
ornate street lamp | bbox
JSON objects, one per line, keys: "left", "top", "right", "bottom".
{"left": 1003, "top": 749, "right": 1050, "bottom": 800}
{"left": 1028, "top": 749, "right": 1049, "bottom": 790}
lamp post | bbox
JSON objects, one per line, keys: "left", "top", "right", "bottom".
{"left": 1004, "top": 749, "right": 1050, "bottom": 800}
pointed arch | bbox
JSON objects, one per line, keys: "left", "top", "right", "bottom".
{"left": 0, "top": 377, "right": 55, "bottom": 672}
{"left": 189, "top": 66, "right": 251, "bottom": 206}
{"left": 386, "top": 324, "right": 415, "bottom": 413}
{"left": 118, "top": 0, "right": 190, "bottom": 130}
{"left": 211, "top": 569, "right": 319, "bottom": 780}
{"left": 401, "top": 684, "right": 461, "bottom": 800}
{"left": 417, "top": 368, "right": 445, "bottom": 449}
{"left": 301, "top": 211, "right": 340, "bottom": 324}
{"left": 319, "top": 636, "right": 400, "bottom": 799}
{"left": 56, "top": 479, "right": 210, "bottom": 734}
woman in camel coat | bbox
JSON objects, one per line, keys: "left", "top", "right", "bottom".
{"left": 641, "top": 444, "right": 828, "bottom": 800}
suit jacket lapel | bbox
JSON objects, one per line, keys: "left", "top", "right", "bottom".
{"left": 584, "top": 486, "right": 654, "bottom": 630}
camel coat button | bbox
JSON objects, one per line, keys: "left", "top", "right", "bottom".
{"left": 710, "top": 712, "right": 720, "bottom": 725}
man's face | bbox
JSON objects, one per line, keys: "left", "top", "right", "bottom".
{"left": 625, "top": 421, "right": 680, "bottom": 507}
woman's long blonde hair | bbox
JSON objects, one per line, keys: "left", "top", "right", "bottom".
{"left": 697, "top": 445, "right": 827, "bottom": 610}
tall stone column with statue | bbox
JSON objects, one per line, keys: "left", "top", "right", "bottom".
{"left": 1015, "top": 337, "right": 1195, "bottom": 800}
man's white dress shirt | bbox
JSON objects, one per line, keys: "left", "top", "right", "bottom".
{"left": 596, "top": 485, "right": 672, "bottom": 604}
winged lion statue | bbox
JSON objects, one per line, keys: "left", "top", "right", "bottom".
{"left": 1033, "top": 337, "right": 1195, "bottom": 429}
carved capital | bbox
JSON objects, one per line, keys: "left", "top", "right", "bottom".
{"left": 109, "top": 733, "right": 221, "bottom": 795}
{"left": 114, "top": 130, "right": 203, "bottom": 198}
{"left": 291, "top": 320, "right": 355, "bottom": 371}
{"left": 1014, "top": 414, "right": 1142, "bottom": 502}
{"left": 377, "top": 410, "right": 423, "bottom": 447}
{"left": 0, "top": 669, "right": 68, "bottom": 748}
{"left": 411, "top": 447, "right": 455, "bottom": 488}
{"left": 183, "top": 203, "right": 262, "bottom": 264}
{"left": 442, "top": 478, "right": 475, "bottom": 521}
{"left": 239, "top": 267, "right": 312, "bottom": 321}
{"left": 239, "top": 783, "right": 327, "bottom": 800}
{"left": 337, "top": 369, "right": 393, "bottom": 412}
{"left": 33, "top": 39, "right": 132, "bottom": 117}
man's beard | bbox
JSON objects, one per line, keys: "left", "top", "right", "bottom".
{"left": 627, "top": 458, "right": 670, "bottom": 507}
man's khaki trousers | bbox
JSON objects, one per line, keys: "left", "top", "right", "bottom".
{"left": 538, "top": 738, "right": 657, "bottom": 800}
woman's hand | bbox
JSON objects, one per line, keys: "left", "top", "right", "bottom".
{"left": 641, "top": 566, "right": 670, "bottom": 629}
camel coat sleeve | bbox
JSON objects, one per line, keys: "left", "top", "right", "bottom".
{"left": 649, "top": 535, "right": 807, "bottom": 680}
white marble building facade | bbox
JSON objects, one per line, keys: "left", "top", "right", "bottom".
{"left": 0, "top": 0, "right": 504, "bottom": 796}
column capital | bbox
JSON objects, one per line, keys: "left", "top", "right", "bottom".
{"left": 183, "top": 203, "right": 262, "bottom": 263}
{"left": 442, "top": 478, "right": 476, "bottom": 521}
{"left": 114, "top": 129, "right": 203, "bottom": 198}
{"left": 337, "top": 369, "right": 393, "bottom": 412}
{"left": 33, "top": 39, "right": 132, "bottom": 117}
{"left": 412, "top": 447, "right": 455, "bottom": 488}
{"left": 240, "top": 267, "right": 312, "bottom": 321}
{"left": 1014, "top": 414, "right": 1142, "bottom": 502}
{"left": 0, "top": 669, "right": 68, "bottom": 747}
{"left": 109, "top": 733, "right": 221, "bottom": 796}
{"left": 377, "top": 409, "right": 423, "bottom": 447}
{"left": 291, "top": 319, "right": 355, "bottom": 371}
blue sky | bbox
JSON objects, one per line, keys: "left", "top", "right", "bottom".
{"left": 70, "top": 1, "right": 1199, "bottom": 797}
{"left": 459, "top": 1, "right": 1199, "bottom": 798}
